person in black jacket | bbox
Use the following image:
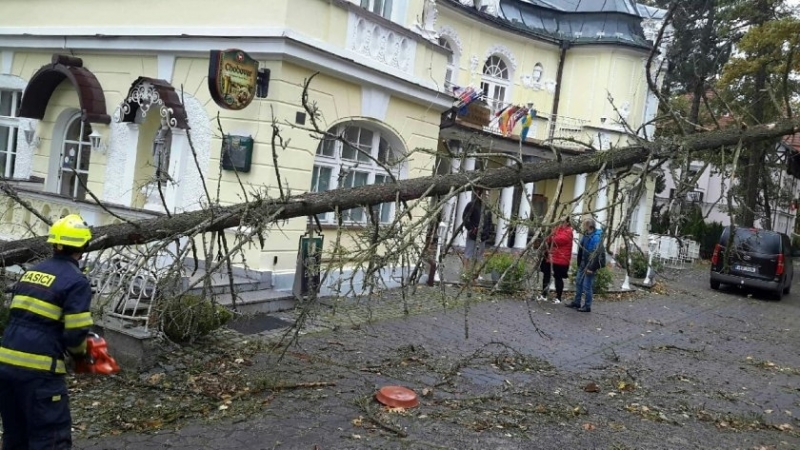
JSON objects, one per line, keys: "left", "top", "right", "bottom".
{"left": 461, "top": 188, "right": 493, "bottom": 279}
{"left": 0, "top": 214, "right": 94, "bottom": 449}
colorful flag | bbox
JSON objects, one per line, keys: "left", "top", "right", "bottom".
{"left": 520, "top": 109, "right": 536, "bottom": 141}
{"left": 506, "top": 107, "right": 528, "bottom": 136}
{"left": 499, "top": 106, "right": 518, "bottom": 135}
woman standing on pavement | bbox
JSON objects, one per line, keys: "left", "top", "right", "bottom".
{"left": 537, "top": 217, "right": 574, "bottom": 304}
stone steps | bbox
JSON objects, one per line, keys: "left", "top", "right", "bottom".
{"left": 211, "top": 289, "right": 296, "bottom": 315}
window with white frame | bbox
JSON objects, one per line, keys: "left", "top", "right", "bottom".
{"left": 311, "top": 125, "right": 399, "bottom": 224}
{"left": 0, "top": 90, "right": 21, "bottom": 179}
{"left": 438, "top": 37, "right": 457, "bottom": 91}
{"left": 480, "top": 55, "right": 510, "bottom": 115}
{"left": 360, "top": 0, "right": 393, "bottom": 19}
{"left": 59, "top": 115, "right": 93, "bottom": 200}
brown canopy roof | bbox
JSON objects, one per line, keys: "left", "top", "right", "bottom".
{"left": 118, "top": 77, "right": 189, "bottom": 130}
{"left": 18, "top": 54, "right": 111, "bottom": 124}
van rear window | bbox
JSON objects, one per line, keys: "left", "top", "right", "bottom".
{"left": 721, "top": 228, "right": 781, "bottom": 254}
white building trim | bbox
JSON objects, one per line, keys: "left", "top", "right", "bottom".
{"left": 0, "top": 27, "right": 453, "bottom": 111}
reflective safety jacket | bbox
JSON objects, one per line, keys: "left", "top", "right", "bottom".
{"left": 0, "top": 254, "right": 93, "bottom": 375}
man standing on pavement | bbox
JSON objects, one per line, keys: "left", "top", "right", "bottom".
{"left": 0, "top": 214, "right": 95, "bottom": 449}
{"left": 566, "top": 217, "right": 603, "bottom": 312}
{"left": 462, "top": 188, "right": 494, "bottom": 280}
{"left": 537, "top": 217, "right": 574, "bottom": 304}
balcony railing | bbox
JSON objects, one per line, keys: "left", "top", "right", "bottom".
{"left": 547, "top": 115, "right": 589, "bottom": 149}
{"left": 0, "top": 182, "right": 162, "bottom": 242}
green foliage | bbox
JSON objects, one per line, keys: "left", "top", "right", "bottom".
{"left": 483, "top": 253, "right": 527, "bottom": 293}
{"left": 616, "top": 247, "right": 666, "bottom": 278}
{"left": 593, "top": 267, "right": 614, "bottom": 296}
{"left": 161, "top": 294, "right": 234, "bottom": 343}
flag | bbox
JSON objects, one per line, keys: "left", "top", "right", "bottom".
{"left": 520, "top": 109, "right": 536, "bottom": 141}
{"left": 499, "top": 106, "right": 518, "bottom": 135}
{"left": 506, "top": 107, "right": 528, "bottom": 136}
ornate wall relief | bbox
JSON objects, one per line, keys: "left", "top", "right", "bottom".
{"left": 348, "top": 11, "right": 418, "bottom": 73}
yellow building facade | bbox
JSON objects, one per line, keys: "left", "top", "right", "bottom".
{"left": 433, "top": 0, "right": 666, "bottom": 254}
{"left": 0, "top": 0, "right": 454, "bottom": 294}
{"left": 0, "top": 0, "right": 667, "bottom": 298}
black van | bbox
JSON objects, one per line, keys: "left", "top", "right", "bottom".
{"left": 710, "top": 227, "right": 795, "bottom": 299}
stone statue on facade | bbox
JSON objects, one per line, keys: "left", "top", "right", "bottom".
{"left": 415, "top": 0, "right": 439, "bottom": 42}
{"left": 152, "top": 118, "right": 172, "bottom": 182}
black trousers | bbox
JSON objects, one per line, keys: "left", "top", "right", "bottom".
{"left": 0, "top": 366, "right": 72, "bottom": 450}
{"left": 541, "top": 262, "right": 569, "bottom": 299}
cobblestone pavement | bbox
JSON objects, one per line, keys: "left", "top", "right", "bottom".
{"left": 76, "top": 263, "right": 800, "bottom": 450}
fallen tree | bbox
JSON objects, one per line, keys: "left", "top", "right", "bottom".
{"left": 0, "top": 118, "right": 797, "bottom": 268}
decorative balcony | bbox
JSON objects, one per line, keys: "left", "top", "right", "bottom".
{"left": 346, "top": 8, "right": 418, "bottom": 75}
{"left": 0, "top": 180, "right": 162, "bottom": 243}
{"left": 547, "top": 115, "right": 590, "bottom": 149}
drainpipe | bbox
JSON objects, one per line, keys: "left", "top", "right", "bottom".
{"left": 548, "top": 40, "right": 571, "bottom": 139}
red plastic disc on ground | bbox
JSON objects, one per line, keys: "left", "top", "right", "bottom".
{"left": 375, "top": 385, "right": 419, "bottom": 408}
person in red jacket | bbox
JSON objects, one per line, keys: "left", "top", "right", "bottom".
{"left": 537, "top": 217, "right": 574, "bottom": 303}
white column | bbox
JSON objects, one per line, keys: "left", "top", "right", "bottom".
{"left": 496, "top": 159, "right": 515, "bottom": 247}
{"left": 444, "top": 155, "right": 461, "bottom": 247}
{"left": 454, "top": 156, "right": 475, "bottom": 247}
{"left": 514, "top": 182, "right": 535, "bottom": 249}
{"left": 103, "top": 122, "right": 139, "bottom": 207}
{"left": 572, "top": 173, "right": 587, "bottom": 254}
{"left": 168, "top": 129, "right": 191, "bottom": 213}
{"left": 13, "top": 118, "right": 37, "bottom": 180}
{"left": 596, "top": 176, "right": 609, "bottom": 230}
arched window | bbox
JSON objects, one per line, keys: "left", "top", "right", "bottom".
{"left": 59, "top": 114, "right": 92, "bottom": 200}
{"left": 310, "top": 124, "right": 400, "bottom": 224}
{"left": 481, "top": 55, "right": 510, "bottom": 115}
{"left": 438, "top": 37, "right": 457, "bottom": 91}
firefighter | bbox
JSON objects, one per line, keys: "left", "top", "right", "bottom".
{"left": 0, "top": 214, "right": 94, "bottom": 450}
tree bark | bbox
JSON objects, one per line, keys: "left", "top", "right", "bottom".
{"left": 1, "top": 119, "right": 798, "bottom": 268}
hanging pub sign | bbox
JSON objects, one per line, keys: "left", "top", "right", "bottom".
{"left": 208, "top": 49, "right": 259, "bottom": 110}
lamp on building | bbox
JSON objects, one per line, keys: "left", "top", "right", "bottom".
{"left": 23, "top": 123, "right": 41, "bottom": 149}
{"left": 89, "top": 129, "right": 108, "bottom": 154}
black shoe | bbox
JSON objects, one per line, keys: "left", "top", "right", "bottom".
{"left": 577, "top": 306, "right": 591, "bottom": 312}
{"left": 565, "top": 303, "right": 580, "bottom": 309}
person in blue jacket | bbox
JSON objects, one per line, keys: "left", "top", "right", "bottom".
{"left": 0, "top": 214, "right": 94, "bottom": 449}
{"left": 566, "top": 217, "right": 603, "bottom": 312}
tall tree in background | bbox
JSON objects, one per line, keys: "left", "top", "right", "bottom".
{"left": 719, "top": 0, "right": 799, "bottom": 227}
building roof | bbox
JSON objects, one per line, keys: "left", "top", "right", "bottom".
{"left": 442, "top": 0, "right": 662, "bottom": 50}
{"left": 783, "top": 133, "right": 800, "bottom": 152}
{"left": 519, "top": 0, "right": 641, "bottom": 15}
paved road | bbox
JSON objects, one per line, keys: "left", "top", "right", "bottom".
{"left": 77, "top": 265, "right": 800, "bottom": 449}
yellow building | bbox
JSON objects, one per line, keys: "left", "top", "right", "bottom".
{"left": 0, "top": 0, "right": 668, "bottom": 303}
{"left": 0, "top": 0, "right": 454, "bottom": 297}
{"left": 433, "top": 0, "right": 667, "bottom": 255}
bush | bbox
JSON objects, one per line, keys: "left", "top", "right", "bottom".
{"left": 483, "top": 253, "right": 527, "bottom": 293}
{"left": 616, "top": 247, "right": 665, "bottom": 278}
{"left": 160, "top": 294, "right": 234, "bottom": 343}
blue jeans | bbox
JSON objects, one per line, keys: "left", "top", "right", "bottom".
{"left": 573, "top": 269, "right": 596, "bottom": 308}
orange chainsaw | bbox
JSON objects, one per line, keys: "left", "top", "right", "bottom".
{"left": 73, "top": 332, "right": 121, "bottom": 375}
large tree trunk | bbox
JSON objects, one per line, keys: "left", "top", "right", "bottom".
{"left": 0, "top": 119, "right": 797, "bottom": 268}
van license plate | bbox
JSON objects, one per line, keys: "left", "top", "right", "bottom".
{"left": 734, "top": 264, "right": 757, "bottom": 273}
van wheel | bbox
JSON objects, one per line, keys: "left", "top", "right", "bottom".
{"left": 772, "top": 289, "right": 784, "bottom": 301}
{"left": 710, "top": 280, "right": 721, "bottom": 290}
{"left": 783, "top": 283, "right": 791, "bottom": 294}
